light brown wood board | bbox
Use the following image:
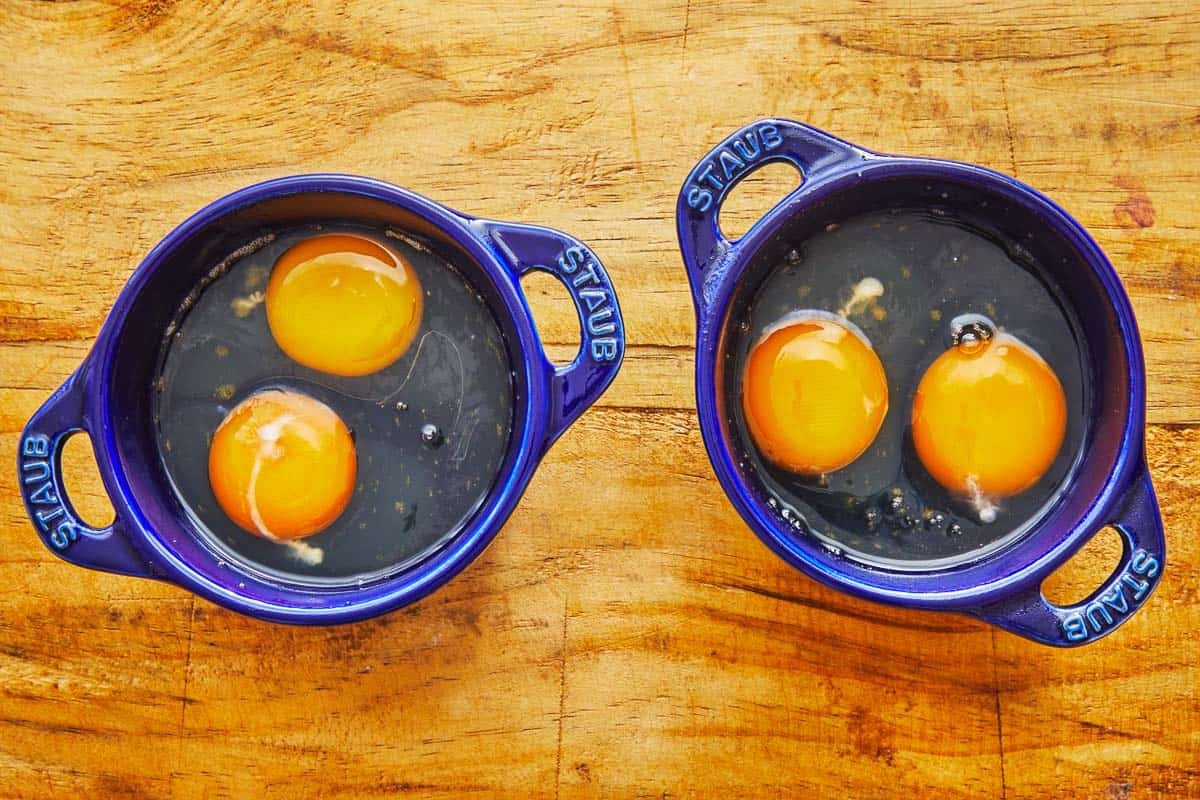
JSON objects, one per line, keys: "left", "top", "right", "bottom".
{"left": 0, "top": 1, "right": 1197, "bottom": 798}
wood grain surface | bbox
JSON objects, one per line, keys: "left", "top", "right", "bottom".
{"left": 1, "top": 1, "right": 1198, "bottom": 797}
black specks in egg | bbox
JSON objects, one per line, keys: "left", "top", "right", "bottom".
{"left": 949, "top": 312, "right": 996, "bottom": 349}
{"left": 882, "top": 488, "right": 920, "bottom": 529}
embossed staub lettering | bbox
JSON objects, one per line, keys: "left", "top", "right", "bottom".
{"left": 20, "top": 434, "right": 79, "bottom": 550}
{"left": 1061, "top": 547, "right": 1161, "bottom": 642}
{"left": 555, "top": 247, "right": 619, "bottom": 362}
{"left": 685, "top": 123, "right": 785, "bottom": 213}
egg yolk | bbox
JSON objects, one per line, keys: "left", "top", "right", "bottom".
{"left": 912, "top": 332, "right": 1067, "bottom": 499}
{"left": 742, "top": 313, "right": 889, "bottom": 475}
{"left": 266, "top": 233, "right": 422, "bottom": 377}
{"left": 208, "top": 390, "right": 357, "bottom": 540}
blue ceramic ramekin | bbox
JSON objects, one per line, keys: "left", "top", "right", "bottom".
{"left": 677, "top": 118, "right": 1163, "bottom": 646}
{"left": 17, "top": 175, "right": 624, "bottom": 624}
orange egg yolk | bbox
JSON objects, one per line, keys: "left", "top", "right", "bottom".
{"left": 208, "top": 390, "right": 357, "bottom": 540}
{"left": 266, "top": 233, "right": 423, "bottom": 376}
{"left": 742, "top": 313, "right": 889, "bottom": 475}
{"left": 912, "top": 332, "right": 1067, "bottom": 499}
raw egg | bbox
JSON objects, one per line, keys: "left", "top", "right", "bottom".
{"left": 742, "top": 312, "right": 889, "bottom": 475}
{"left": 266, "top": 233, "right": 423, "bottom": 376}
{"left": 208, "top": 390, "right": 357, "bottom": 540}
{"left": 912, "top": 319, "right": 1067, "bottom": 500}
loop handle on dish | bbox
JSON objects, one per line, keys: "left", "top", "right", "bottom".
{"left": 675, "top": 117, "right": 868, "bottom": 310}
{"left": 478, "top": 219, "right": 625, "bottom": 451}
{"left": 17, "top": 362, "right": 156, "bottom": 578}
{"left": 974, "top": 463, "right": 1164, "bottom": 646}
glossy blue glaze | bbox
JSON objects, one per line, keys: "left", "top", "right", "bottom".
{"left": 677, "top": 118, "right": 1164, "bottom": 646}
{"left": 17, "top": 175, "right": 624, "bottom": 624}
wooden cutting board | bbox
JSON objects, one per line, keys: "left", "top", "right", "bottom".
{"left": 1, "top": 1, "right": 1196, "bottom": 797}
